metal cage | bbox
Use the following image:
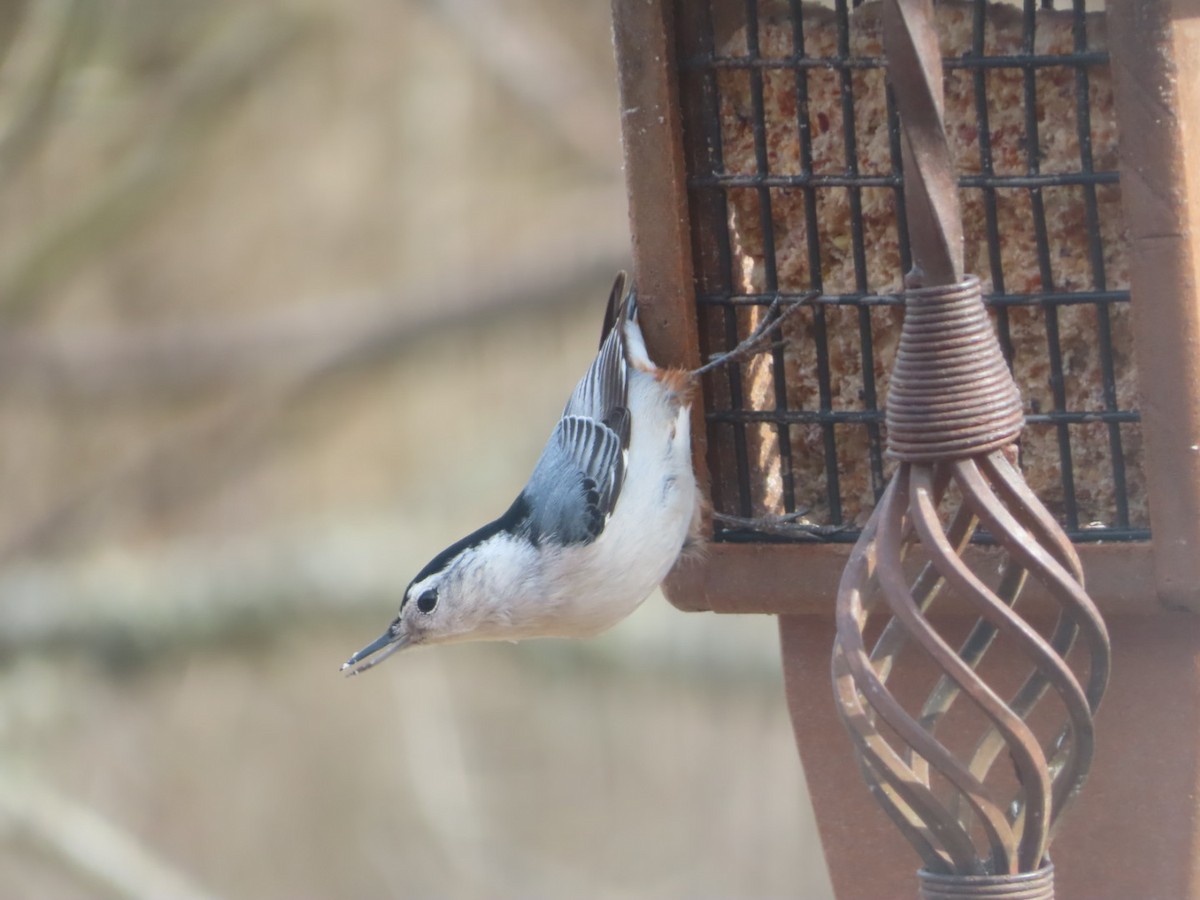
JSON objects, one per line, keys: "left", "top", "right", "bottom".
{"left": 614, "top": 0, "right": 1198, "bottom": 615}
{"left": 683, "top": 0, "right": 1140, "bottom": 542}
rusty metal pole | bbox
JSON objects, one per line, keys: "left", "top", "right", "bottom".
{"left": 830, "top": 0, "right": 1111, "bottom": 897}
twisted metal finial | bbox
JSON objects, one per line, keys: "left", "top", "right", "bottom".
{"left": 883, "top": 0, "right": 963, "bottom": 286}
{"left": 831, "top": 0, "right": 1111, "bottom": 896}
{"left": 833, "top": 438, "right": 1110, "bottom": 875}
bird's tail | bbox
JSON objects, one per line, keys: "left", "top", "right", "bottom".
{"left": 599, "top": 271, "right": 637, "bottom": 349}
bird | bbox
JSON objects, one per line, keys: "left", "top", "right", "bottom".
{"left": 341, "top": 272, "right": 799, "bottom": 675}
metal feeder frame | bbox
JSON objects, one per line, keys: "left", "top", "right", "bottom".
{"left": 612, "top": 0, "right": 1200, "bottom": 897}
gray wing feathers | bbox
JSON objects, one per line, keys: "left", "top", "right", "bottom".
{"left": 524, "top": 277, "right": 634, "bottom": 545}
{"left": 524, "top": 415, "right": 626, "bottom": 544}
{"left": 558, "top": 415, "right": 625, "bottom": 514}
{"left": 563, "top": 319, "right": 626, "bottom": 422}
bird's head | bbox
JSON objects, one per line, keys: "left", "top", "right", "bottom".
{"left": 339, "top": 572, "right": 449, "bottom": 675}
{"left": 341, "top": 501, "right": 537, "bottom": 675}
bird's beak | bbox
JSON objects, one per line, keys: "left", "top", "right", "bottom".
{"left": 341, "top": 619, "right": 411, "bottom": 676}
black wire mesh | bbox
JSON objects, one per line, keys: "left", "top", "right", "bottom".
{"left": 676, "top": 0, "right": 1146, "bottom": 544}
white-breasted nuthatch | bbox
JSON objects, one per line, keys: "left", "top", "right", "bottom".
{"left": 342, "top": 273, "right": 792, "bottom": 675}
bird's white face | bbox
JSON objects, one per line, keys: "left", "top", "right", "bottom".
{"left": 339, "top": 565, "right": 474, "bottom": 675}
{"left": 394, "top": 566, "right": 482, "bottom": 648}
{"left": 342, "top": 534, "right": 538, "bottom": 675}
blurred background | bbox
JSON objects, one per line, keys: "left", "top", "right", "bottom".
{"left": 0, "top": 1, "right": 834, "bottom": 897}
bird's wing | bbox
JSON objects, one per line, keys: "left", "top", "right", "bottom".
{"left": 522, "top": 274, "right": 635, "bottom": 545}
{"left": 563, "top": 281, "right": 629, "bottom": 423}
{"left": 522, "top": 413, "right": 627, "bottom": 545}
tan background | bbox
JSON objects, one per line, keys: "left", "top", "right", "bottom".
{"left": 0, "top": 1, "right": 834, "bottom": 897}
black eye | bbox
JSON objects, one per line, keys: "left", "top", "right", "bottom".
{"left": 416, "top": 588, "right": 438, "bottom": 613}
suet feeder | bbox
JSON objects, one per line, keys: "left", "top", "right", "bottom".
{"left": 612, "top": 0, "right": 1200, "bottom": 896}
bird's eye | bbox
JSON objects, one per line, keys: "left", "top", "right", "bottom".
{"left": 416, "top": 588, "right": 438, "bottom": 613}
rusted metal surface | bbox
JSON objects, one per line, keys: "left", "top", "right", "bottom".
{"left": 1108, "top": 0, "right": 1200, "bottom": 610}
{"left": 610, "top": 0, "right": 715, "bottom": 531}
{"left": 610, "top": 0, "right": 702, "bottom": 374}
{"left": 664, "top": 540, "right": 1155, "bottom": 616}
{"left": 830, "top": 0, "right": 1111, "bottom": 892}
{"left": 785, "top": 613, "right": 1200, "bottom": 899}
{"left": 919, "top": 864, "right": 1055, "bottom": 900}
{"left": 884, "top": 278, "right": 1024, "bottom": 460}
{"left": 882, "top": 0, "right": 963, "bottom": 286}
{"left": 832, "top": 450, "right": 1110, "bottom": 876}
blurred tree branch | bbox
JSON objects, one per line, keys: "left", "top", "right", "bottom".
{"left": 421, "top": 0, "right": 621, "bottom": 174}
{"left": 0, "top": 515, "right": 783, "bottom": 684}
{"left": 0, "top": 235, "right": 628, "bottom": 563}
{"left": 0, "top": 7, "right": 315, "bottom": 320}
{"left": 0, "top": 0, "right": 96, "bottom": 186}
{"left": 0, "top": 1, "right": 31, "bottom": 71}
{"left": 0, "top": 187, "right": 627, "bottom": 401}
{"left": 0, "top": 766, "right": 224, "bottom": 900}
